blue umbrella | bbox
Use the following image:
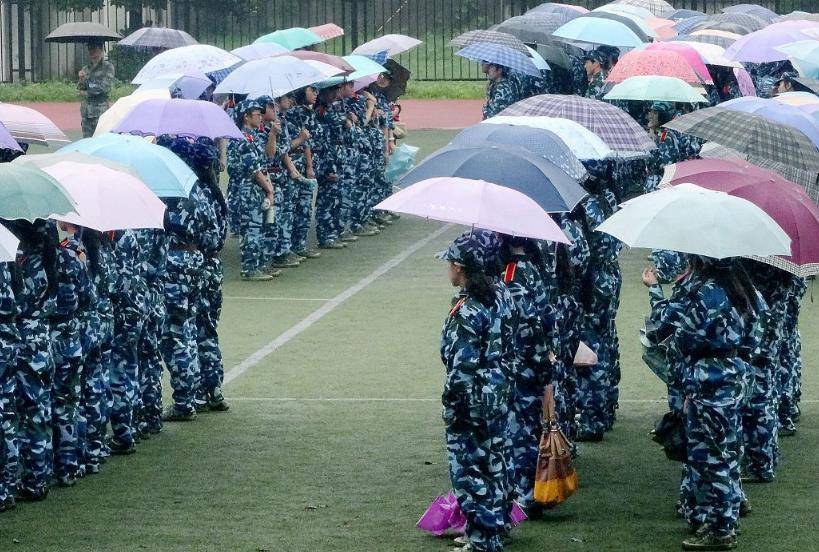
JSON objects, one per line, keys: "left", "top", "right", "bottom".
{"left": 451, "top": 124, "right": 587, "bottom": 181}
{"left": 58, "top": 133, "right": 197, "bottom": 198}
{"left": 552, "top": 16, "right": 645, "bottom": 47}
{"left": 399, "top": 144, "right": 587, "bottom": 212}
{"left": 673, "top": 15, "right": 709, "bottom": 35}
{"left": 455, "top": 43, "right": 541, "bottom": 77}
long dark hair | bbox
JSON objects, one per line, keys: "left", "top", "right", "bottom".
{"left": 690, "top": 256, "right": 757, "bottom": 318}
{"left": 462, "top": 266, "right": 495, "bottom": 307}
{"left": 81, "top": 229, "right": 102, "bottom": 280}
{"left": 1, "top": 219, "right": 59, "bottom": 297}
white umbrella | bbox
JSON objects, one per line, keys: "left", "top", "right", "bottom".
{"left": 136, "top": 69, "right": 212, "bottom": 99}
{"left": 597, "top": 183, "right": 791, "bottom": 258}
{"left": 483, "top": 115, "right": 614, "bottom": 160}
{"left": 132, "top": 44, "right": 240, "bottom": 84}
{"left": 352, "top": 34, "right": 422, "bottom": 57}
{"left": 0, "top": 103, "right": 68, "bottom": 146}
{"left": 231, "top": 42, "right": 290, "bottom": 61}
{"left": 214, "top": 56, "right": 341, "bottom": 98}
{"left": 671, "top": 41, "right": 742, "bottom": 67}
{"left": 0, "top": 225, "right": 20, "bottom": 263}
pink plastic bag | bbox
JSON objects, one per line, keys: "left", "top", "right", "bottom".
{"left": 417, "top": 492, "right": 528, "bottom": 536}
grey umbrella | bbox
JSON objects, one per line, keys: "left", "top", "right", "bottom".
{"left": 490, "top": 13, "right": 573, "bottom": 45}
{"left": 793, "top": 77, "right": 819, "bottom": 96}
{"left": 45, "top": 22, "right": 122, "bottom": 43}
{"left": 118, "top": 27, "right": 198, "bottom": 51}
{"left": 450, "top": 30, "right": 531, "bottom": 56}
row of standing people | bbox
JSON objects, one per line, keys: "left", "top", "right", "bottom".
{"left": 0, "top": 136, "right": 229, "bottom": 512}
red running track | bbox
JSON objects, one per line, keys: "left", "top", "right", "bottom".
{"left": 19, "top": 99, "right": 484, "bottom": 133}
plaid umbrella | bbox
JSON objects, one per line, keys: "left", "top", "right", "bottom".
{"left": 500, "top": 94, "right": 656, "bottom": 156}
{"left": 666, "top": 107, "right": 819, "bottom": 173}
{"left": 527, "top": 3, "right": 587, "bottom": 18}
{"left": 118, "top": 27, "right": 198, "bottom": 51}
{"left": 674, "top": 15, "right": 710, "bottom": 35}
{"left": 685, "top": 30, "right": 741, "bottom": 49}
{"left": 490, "top": 14, "right": 572, "bottom": 44}
{"left": 613, "top": 0, "right": 674, "bottom": 18}
{"left": 456, "top": 43, "right": 540, "bottom": 77}
{"left": 723, "top": 4, "right": 779, "bottom": 23}
{"left": 450, "top": 30, "right": 531, "bottom": 56}
{"left": 692, "top": 13, "right": 768, "bottom": 36}
{"left": 670, "top": 9, "right": 706, "bottom": 21}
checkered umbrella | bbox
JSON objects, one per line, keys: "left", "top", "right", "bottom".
{"left": 723, "top": 4, "right": 779, "bottom": 23}
{"left": 666, "top": 107, "right": 819, "bottom": 173}
{"left": 490, "top": 13, "right": 573, "bottom": 44}
{"left": 527, "top": 3, "right": 588, "bottom": 18}
{"left": 455, "top": 43, "right": 541, "bottom": 77}
{"left": 499, "top": 94, "right": 656, "bottom": 156}
{"left": 682, "top": 30, "right": 741, "bottom": 49}
{"left": 450, "top": 30, "right": 531, "bottom": 56}
{"left": 613, "top": 0, "right": 674, "bottom": 18}
{"left": 691, "top": 13, "right": 768, "bottom": 36}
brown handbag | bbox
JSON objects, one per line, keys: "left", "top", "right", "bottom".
{"left": 533, "top": 385, "right": 579, "bottom": 507}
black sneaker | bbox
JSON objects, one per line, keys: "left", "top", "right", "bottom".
{"left": 0, "top": 496, "right": 16, "bottom": 513}
{"left": 739, "top": 499, "right": 752, "bottom": 517}
{"left": 16, "top": 486, "right": 49, "bottom": 502}
{"left": 682, "top": 532, "right": 737, "bottom": 550}
{"left": 107, "top": 438, "right": 136, "bottom": 456}
{"left": 162, "top": 406, "right": 197, "bottom": 422}
{"left": 208, "top": 387, "right": 230, "bottom": 412}
{"left": 575, "top": 431, "right": 604, "bottom": 442}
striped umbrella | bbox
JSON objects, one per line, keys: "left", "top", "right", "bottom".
{"left": 455, "top": 43, "right": 540, "bottom": 77}
{"left": 692, "top": 13, "right": 768, "bottom": 35}
{"left": 450, "top": 30, "right": 530, "bottom": 55}
{"left": 0, "top": 103, "right": 68, "bottom": 146}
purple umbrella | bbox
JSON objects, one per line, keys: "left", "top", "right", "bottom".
{"left": 111, "top": 98, "right": 242, "bottom": 140}
{"left": 724, "top": 24, "right": 815, "bottom": 62}
{"left": 0, "top": 122, "right": 22, "bottom": 152}
{"left": 375, "top": 177, "right": 571, "bottom": 243}
{"left": 720, "top": 97, "right": 819, "bottom": 147}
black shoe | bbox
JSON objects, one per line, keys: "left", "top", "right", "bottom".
{"left": 739, "top": 500, "right": 752, "bottom": 517}
{"left": 208, "top": 387, "right": 230, "bottom": 412}
{"left": 779, "top": 425, "right": 796, "bottom": 437}
{"left": 107, "top": 438, "right": 136, "bottom": 456}
{"left": 575, "top": 431, "right": 604, "bottom": 442}
{"left": 0, "top": 496, "right": 16, "bottom": 513}
{"left": 16, "top": 487, "right": 48, "bottom": 502}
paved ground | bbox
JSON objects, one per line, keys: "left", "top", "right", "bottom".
{"left": 21, "top": 99, "right": 485, "bottom": 132}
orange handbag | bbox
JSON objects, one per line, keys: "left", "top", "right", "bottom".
{"left": 533, "top": 385, "right": 579, "bottom": 507}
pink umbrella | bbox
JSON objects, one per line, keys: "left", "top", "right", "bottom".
{"left": 645, "top": 42, "right": 712, "bottom": 83}
{"left": 111, "top": 98, "right": 243, "bottom": 140}
{"left": 646, "top": 17, "right": 677, "bottom": 40}
{"left": 374, "top": 177, "right": 571, "bottom": 243}
{"left": 42, "top": 161, "right": 165, "bottom": 231}
{"left": 661, "top": 158, "right": 819, "bottom": 275}
{"left": 733, "top": 67, "right": 757, "bottom": 96}
{"left": 0, "top": 103, "right": 68, "bottom": 146}
{"left": 309, "top": 23, "right": 344, "bottom": 40}
{"left": 273, "top": 50, "right": 355, "bottom": 73}
{"left": 607, "top": 49, "right": 706, "bottom": 85}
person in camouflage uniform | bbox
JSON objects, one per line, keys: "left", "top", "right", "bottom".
{"left": 482, "top": 63, "right": 521, "bottom": 120}
{"left": 108, "top": 229, "right": 147, "bottom": 455}
{"left": 778, "top": 277, "right": 807, "bottom": 436}
{"left": 0, "top": 262, "right": 20, "bottom": 511}
{"left": 367, "top": 79, "right": 397, "bottom": 226}
{"left": 77, "top": 230, "right": 116, "bottom": 474}
{"left": 49, "top": 222, "right": 95, "bottom": 486}
{"left": 773, "top": 72, "right": 798, "bottom": 96}
{"left": 314, "top": 85, "right": 348, "bottom": 250}
{"left": 227, "top": 100, "right": 277, "bottom": 280}
{"left": 645, "top": 102, "right": 693, "bottom": 193}
{"left": 583, "top": 49, "right": 607, "bottom": 101}
{"left": 439, "top": 233, "right": 508, "bottom": 552}
{"left": 341, "top": 85, "right": 380, "bottom": 238}
{"left": 77, "top": 41, "right": 115, "bottom": 138}
{"left": 4, "top": 221, "right": 56, "bottom": 501}
{"left": 290, "top": 86, "right": 323, "bottom": 258}
{"left": 746, "top": 60, "right": 793, "bottom": 99}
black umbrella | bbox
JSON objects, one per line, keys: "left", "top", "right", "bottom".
{"left": 45, "top": 22, "right": 122, "bottom": 44}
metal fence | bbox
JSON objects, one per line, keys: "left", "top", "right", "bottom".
{"left": 1, "top": 0, "right": 817, "bottom": 83}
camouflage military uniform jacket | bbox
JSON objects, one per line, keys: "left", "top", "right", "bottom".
{"left": 78, "top": 59, "right": 115, "bottom": 119}
{"left": 585, "top": 70, "right": 606, "bottom": 100}
{"left": 483, "top": 77, "right": 520, "bottom": 120}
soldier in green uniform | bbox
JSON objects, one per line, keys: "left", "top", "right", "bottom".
{"left": 77, "top": 41, "right": 115, "bottom": 138}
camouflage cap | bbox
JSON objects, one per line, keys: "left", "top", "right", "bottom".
{"left": 775, "top": 71, "right": 799, "bottom": 84}
{"left": 235, "top": 99, "right": 264, "bottom": 117}
{"left": 436, "top": 231, "right": 494, "bottom": 273}
{"left": 649, "top": 101, "right": 675, "bottom": 116}
{"left": 583, "top": 49, "right": 606, "bottom": 64}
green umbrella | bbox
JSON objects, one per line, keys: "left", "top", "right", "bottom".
{"left": 603, "top": 75, "right": 710, "bottom": 104}
{"left": 0, "top": 164, "right": 77, "bottom": 221}
{"left": 253, "top": 27, "right": 323, "bottom": 50}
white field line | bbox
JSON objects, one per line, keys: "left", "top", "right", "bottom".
{"left": 225, "top": 397, "right": 819, "bottom": 404}
{"left": 223, "top": 296, "right": 332, "bottom": 302}
{"left": 223, "top": 223, "right": 454, "bottom": 386}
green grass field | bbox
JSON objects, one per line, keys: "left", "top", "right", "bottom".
{"left": 0, "top": 130, "right": 816, "bottom": 551}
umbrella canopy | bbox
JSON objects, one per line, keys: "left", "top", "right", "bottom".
{"left": 692, "top": 13, "right": 768, "bottom": 36}
{"left": 645, "top": 17, "right": 678, "bottom": 40}
{"left": 597, "top": 183, "right": 791, "bottom": 258}
{"left": 111, "top": 98, "right": 243, "bottom": 140}
{"left": 793, "top": 76, "right": 819, "bottom": 95}
{"left": 670, "top": 41, "right": 741, "bottom": 67}
{"left": 660, "top": 159, "right": 819, "bottom": 276}
{"left": 45, "top": 22, "right": 122, "bottom": 43}
{"left": 214, "top": 56, "right": 340, "bottom": 98}
{"left": 400, "top": 144, "right": 587, "bottom": 213}
{"left": 13, "top": 151, "right": 141, "bottom": 178}
{"left": 683, "top": 30, "right": 741, "bottom": 49}
{"left": 670, "top": 9, "right": 706, "bottom": 21}
{"left": 606, "top": 49, "right": 708, "bottom": 85}
{"left": 777, "top": 12, "right": 819, "bottom": 23}
{"left": 644, "top": 42, "right": 713, "bottom": 82}
{"left": 0, "top": 165, "right": 76, "bottom": 221}
{"left": 483, "top": 115, "right": 614, "bottom": 160}
{"left": 724, "top": 25, "right": 813, "bottom": 63}
{"left": 342, "top": 55, "right": 388, "bottom": 80}
{"left": 734, "top": 67, "right": 758, "bottom": 97}
{"left": 276, "top": 51, "right": 355, "bottom": 73}
{"left": 135, "top": 70, "right": 212, "bottom": 100}
{"left": 94, "top": 89, "right": 170, "bottom": 137}
{"left": 613, "top": 0, "right": 674, "bottom": 18}
{"left": 0, "top": 103, "right": 68, "bottom": 146}
{"left": 309, "top": 23, "right": 344, "bottom": 40}
{"left": 595, "top": 4, "right": 654, "bottom": 19}
{"left": 723, "top": 4, "right": 779, "bottom": 22}
{"left": 132, "top": 45, "right": 240, "bottom": 84}
{"left": 491, "top": 14, "right": 572, "bottom": 44}
{"left": 719, "top": 97, "right": 819, "bottom": 147}
{"left": 527, "top": 3, "right": 588, "bottom": 18}
{"left": 59, "top": 133, "right": 197, "bottom": 198}
{"left": 455, "top": 123, "right": 587, "bottom": 180}
{"left": 353, "top": 34, "right": 422, "bottom": 57}
{"left": 674, "top": 15, "right": 711, "bottom": 35}
{"left": 773, "top": 91, "right": 819, "bottom": 107}
{"left": 450, "top": 30, "right": 530, "bottom": 55}
{"left": 775, "top": 40, "right": 819, "bottom": 78}
{"left": 0, "top": 122, "right": 22, "bottom": 152}
{"left": 231, "top": 42, "right": 291, "bottom": 61}
{"left": 41, "top": 161, "right": 165, "bottom": 231}
{"left": 0, "top": 226, "right": 19, "bottom": 263}
{"left": 604, "top": 76, "right": 710, "bottom": 104}
{"left": 455, "top": 43, "right": 540, "bottom": 77}
{"left": 254, "top": 27, "right": 323, "bottom": 49}
{"left": 500, "top": 94, "right": 656, "bottom": 157}
{"left": 586, "top": 10, "right": 655, "bottom": 41}
{"left": 552, "top": 15, "right": 645, "bottom": 47}
{"left": 118, "top": 27, "right": 198, "bottom": 50}
{"left": 664, "top": 107, "right": 819, "bottom": 172}
{"left": 375, "top": 177, "right": 570, "bottom": 243}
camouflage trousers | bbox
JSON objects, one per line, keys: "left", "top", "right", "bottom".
{"left": 275, "top": 178, "right": 297, "bottom": 257}
{"left": 291, "top": 178, "right": 316, "bottom": 254}
{"left": 741, "top": 361, "right": 779, "bottom": 481}
{"left": 262, "top": 176, "right": 285, "bottom": 262}
{"left": 315, "top": 177, "right": 341, "bottom": 246}
{"left": 447, "top": 413, "right": 508, "bottom": 552}
{"left": 14, "top": 322, "right": 55, "bottom": 493}
{"left": 683, "top": 398, "right": 744, "bottom": 537}
{"left": 138, "top": 287, "right": 166, "bottom": 432}
{"left": 0, "top": 323, "right": 19, "bottom": 501}
{"left": 110, "top": 310, "right": 144, "bottom": 448}
{"left": 50, "top": 321, "right": 84, "bottom": 483}
{"left": 81, "top": 116, "right": 100, "bottom": 139}
{"left": 777, "top": 317, "right": 802, "bottom": 430}
{"left": 507, "top": 382, "right": 544, "bottom": 509}
{"left": 338, "top": 153, "right": 355, "bottom": 232}
{"left": 552, "top": 359, "right": 578, "bottom": 453}
{"left": 161, "top": 251, "right": 203, "bottom": 415}
{"left": 196, "top": 257, "right": 224, "bottom": 403}
{"left": 226, "top": 180, "right": 242, "bottom": 234}
{"left": 235, "top": 182, "right": 267, "bottom": 276}
{"left": 78, "top": 311, "right": 113, "bottom": 472}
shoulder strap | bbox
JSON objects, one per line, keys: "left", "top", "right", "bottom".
{"left": 503, "top": 262, "right": 517, "bottom": 284}
{"left": 449, "top": 296, "right": 466, "bottom": 317}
